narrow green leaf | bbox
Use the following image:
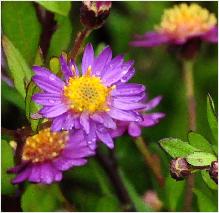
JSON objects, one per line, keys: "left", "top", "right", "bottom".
{"left": 119, "top": 169, "right": 152, "bottom": 212}
{"left": 186, "top": 152, "right": 217, "bottom": 166}
{"left": 1, "top": 81, "right": 25, "bottom": 110}
{"left": 37, "top": 1, "right": 71, "bottom": 16}
{"left": 21, "top": 184, "right": 61, "bottom": 211}
{"left": 95, "top": 195, "right": 121, "bottom": 212}
{"left": 25, "top": 81, "right": 41, "bottom": 132}
{"left": 2, "top": 2, "right": 41, "bottom": 64}
{"left": 159, "top": 138, "right": 199, "bottom": 158}
{"left": 207, "top": 94, "right": 218, "bottom": 143}
{"left": 193, "top": 188, "right": 217, "bottom": 212}
{"left": 201, "top": 170, "right": 218, "bottom": 190}
{"left": 48, "top": 14, "right": 73, "bottom": 58}
{"left": 2, "top": 36, "right": 32, "bottom": 98}
{"left": 188, "top": 132, "right": 213, "bottom": 153}
{"left": 1, "top": 140, "right": 17, "bottom": 195}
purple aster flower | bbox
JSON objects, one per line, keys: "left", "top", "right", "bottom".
{"left": 32, "top": 43, "right": 147, "bottom": 149}
{"left": 8, "top": 128, "right": 94, "bottom": 184}
{"left": 130, "top": 3, "right": 217, "bottom": 48}
{"left": 110, "top": 96, "right": 165, "bottom": 138}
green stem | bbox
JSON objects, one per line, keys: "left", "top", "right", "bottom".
{"left": 182, "top": 59, "right": 196, "bottom": 211}
{"left": 134, "top": 136, "right": 164, "bottom": 187}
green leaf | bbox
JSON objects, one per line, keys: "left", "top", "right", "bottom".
{"left": 21, "top": 184, "right": 61, "bottom": 211}
{"left": 186, "top": 152, "right": 217, "bottom": 166}
{"left": 201, "top": 170, "right": 218, "bottom": 190}
{"left": 2, "top": 36, "right": 33, "bottom": 98}
{"left": 48, "top": 14, "right": 73, "bottom": 58}
{"left": 1, "top": 140, "right": 17, "bottom": 195}
{"left": 193, "top": 188, "right": 217, "bottom": 212}
{"left": 119, "top": 169, "right": 152, "bottom": 212}
{"left": 2, "top": 2, "right": 41, "bottom": 64}
{"left": 1, "top": 81, "right": 25, "bottom": 111}
{"left": 188, "top": 132, "right": 213, "bottom": 153}
{"left": 37, "top": 1, "right": 71, "bottom": 16}
{"left": 25, "top": 81, "right": 41, "bottom": 131}
{"left": 159, "top": 138, "right": 199, "bottom": 158}
{"left": 164, "top": 176, "right": 185, "bottom": 211}
{"left": 207, "top": 94, "right": 218, "bottom": 143}
{"left": 49, "top": 57, "right": 61, "bottom": 74}
{"left": 95, "top": 195, "right": 121, "bottom": 212}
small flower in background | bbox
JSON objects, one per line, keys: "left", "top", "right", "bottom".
{"left": 130, "top": 3, "right": 217, "bottom": 48}
{"left": 80, "top": 1, "right": 112, "bottom": 29}
{"left": 32, "top": 43, "right": 148, "bottom": 149}
{"left": 8, "top": 128, "right": 94, "bottom": 184}
{"left": 209, "top": 161, "right": 218, "bottom": 184}
{"left": 169, "top": 157, "right": 191, "bottom": 180}
{"left": 142, "top": 190, "right": 163, "bottom": 211}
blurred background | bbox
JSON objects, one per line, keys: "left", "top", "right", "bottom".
{"left": 1, "top": 1, "right": 218, "bottom": 212}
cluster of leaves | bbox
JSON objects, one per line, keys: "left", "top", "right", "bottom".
{"left": 159, "top": 94, "right": 218, "bottom": 211}
{"left": 1, "top": 1, "right": 218, "bottom": 212}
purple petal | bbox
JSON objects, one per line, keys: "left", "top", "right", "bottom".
{"left": 69, "top": 60, "right": 79, "bottom": 76}
{"left": 102, "top": 61, "right": 134, "bottom": 86}
{"left": 140, "top": 113, "right": 165, "bottom": 127}
{"left": 114, "top": 92, "right": 146, "bottom": 103}
{"left": 32, "top": 76, "right": 63, "bottom": 94}
{"left": 39, "top": 104, "right": 68, "bottom": 118}
{"left": 128, "top": 122, "right": 141, "bottom": 137}
{"left": 82, "top": 43, "right": 94, "bottom": 75}
{"left": 111, "top": 99, "right": 146, "bottom": 110}
{"left": 80, "top": 112, "right": 90, "bottom": 134}
{"left": 84, "top": 120, "right": 97, "bottom": 150}
{"left": 101, "top": 113, "right": 116, "bottom": 129}
{"left": 51, "top": 114, "right": 66, "bottom": 131}
{"left": 109, "top": 124, "right": 127, "bottom": 138}
{"left": 96, "top": 127, "right": 114, "bottom": 149}
{"left": 12, "top": 167, "right": 31, "bottom": 184}
{"left": 32, "top": 66, "right": 65, "bottom": 88}
{"left": 90, "top": 113, "right": 104, "bottom": 123}
{"left": 92, "top": 46, "right": 112, "bottom": 76}
{"left": 144, "top": 96, "right": 162, "bottom": 111}
{"left": 28, "top": 165, "right": 41, "bottom": 183}
{"left": 201, "top": 26, "right": 218, "bottom": 43}
{"left": 32, "top": 93, "right": 62, "bottom": 106}
{"left": 108, "top": 107, "right": 143, "bottom": 122}
{"left": 130, "top": 31, "right": 170, "bottom": 47}
{"left": 40, "top": 163, "right": 54, "bottom": 184}
{"left": 119, "top": 66, "right": 135, "bottom": 83}
{"left": 111, "top": 83, "right": 145, "bottom": 96}
{"left": 53, "top": 157, "right": 87, "bottom": 171}
{"left": 60, "top": 55, "right": 73, "bottom": 81}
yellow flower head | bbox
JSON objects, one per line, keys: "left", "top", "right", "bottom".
{"left": 156, "top": 3, "right": 217, "bottom": 42}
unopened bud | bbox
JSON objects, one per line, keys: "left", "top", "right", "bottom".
{"left": 80, "top": 1, "right": 112, "bottom": 29}
{"left": 170, "top": 158, "right": 191, "bottom": 180}
{"left": 209, "top": 161, "right": 218, "bottom": 184}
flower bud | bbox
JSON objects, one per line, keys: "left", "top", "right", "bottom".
{"left": 80, "top": 1, "right": 112, "bottom": 29}
{"left": 142, "top": 190, "right": 163, "bottom": 211}
{"left": 170, "top": 158, "right": 191, "bottom": 180}
{"left": 209, "top": 161, "right": 218, "bottom": 184}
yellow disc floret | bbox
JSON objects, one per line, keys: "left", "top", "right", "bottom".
{"left": 64, "top": 66, "right": 113, "bottom": 113}
{"left": 22, "top": 128, "right": 68, "bottom": 163}
{"left": 156, "top": 3, "right": 217, "bottom": 41}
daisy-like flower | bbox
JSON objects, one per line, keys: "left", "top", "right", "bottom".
{"left": 130, "top": 3, "right": 217, "bottom": 47}
{"left": 8, "top": 128, "right": 94, "bottom": 184}
{"left": 32, "top": 44, "right": 147, "bottom": 149}
{"left": 110, "top": 96, "right": 165, "bottom": 138}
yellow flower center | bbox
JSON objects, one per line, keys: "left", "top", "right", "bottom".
{"left": 64, "top": 66, "right": 114, "bottom": 113}
{"left": 22, "top": 128, "right": 68, "bottom": 163}
{"left": 156, "top": 3, "right": 217, "bottom": 41}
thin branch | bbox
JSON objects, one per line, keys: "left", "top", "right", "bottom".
{"left": 96, "top": 148, "right": 136, "bottom": 211}
{"left": 134, "top": 136, "right": 164, "bottom": 187}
